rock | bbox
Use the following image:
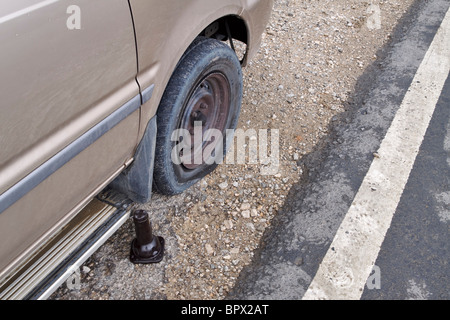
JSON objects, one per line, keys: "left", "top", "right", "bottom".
{"left": 218, "top": 182, "right": 228, "bottom": 190}
{"left": 294, "top": 257, "right": 304, "bottom": 266}
{"left": 205, "top": 244, "right": 214, "bottom": 255}
{"left": 224, "top": 220, "right": 233, "bottom": 229}
{"left": 241, "top": 210, "right": 251, "bottom": 218}
{"left": 82, "top": 266, "right": 91, "bottom": 274}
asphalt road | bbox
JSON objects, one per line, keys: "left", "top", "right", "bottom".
{"left": 361, "top": 60, "right": 450, "bottom": 300}
{"left": 228, "top": 0, "right": 450, "bottom": 300}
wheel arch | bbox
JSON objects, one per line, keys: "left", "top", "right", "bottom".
{"left": 198, "top": 15, "right": 250, "bottom": 63}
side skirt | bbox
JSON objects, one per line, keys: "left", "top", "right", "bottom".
{"left": 0, "top": 188, "right": 133, "bottom": 300}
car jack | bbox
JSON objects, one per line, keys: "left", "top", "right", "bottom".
{"left": 130, "top": 209, "right": 165, "bottom": 264}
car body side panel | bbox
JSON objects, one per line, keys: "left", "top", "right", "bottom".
{"left": 0, "top": 1, "right": 140, "bottom": 275}
{"left": 0, "top": 0, "right": 139, "bottom": 194}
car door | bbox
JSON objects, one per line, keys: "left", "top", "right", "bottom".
{"left": 0, "top": 0, "right": 140, "bottom": 276}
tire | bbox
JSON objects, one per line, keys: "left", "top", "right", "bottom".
{"left": 153, "top": 37, "right": 243, "bottom": 195}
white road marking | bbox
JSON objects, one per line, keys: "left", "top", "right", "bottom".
{"left": 303, "top": 8, "right": 450, "bottom": 300}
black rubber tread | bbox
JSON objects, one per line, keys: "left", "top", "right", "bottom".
{"left": 153, "top": 37, "right": 243, "bottom": 195}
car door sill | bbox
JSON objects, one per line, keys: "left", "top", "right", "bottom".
{"left": 0, "top": 188, "right": 133, "bottom": 300}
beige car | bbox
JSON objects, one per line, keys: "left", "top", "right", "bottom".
{"left": 0, "top": 0, "right": 273, "bottom": 299}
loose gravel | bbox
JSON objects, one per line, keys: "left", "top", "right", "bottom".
{"left": 51, "top": 0, "right": 415, "bottom": 300}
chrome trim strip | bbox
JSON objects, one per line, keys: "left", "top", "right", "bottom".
{"left": 141, "top": 84, "right": 154, "bottom": 104}
{"left": 0, "top": 86, "right": 153, "bottom": 214}
{"left": 38, "top": 208, "right": 131, "bottom": 300}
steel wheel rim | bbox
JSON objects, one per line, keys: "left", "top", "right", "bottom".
{"left": 178, "top": 72, "right": 231, "bottom": 170}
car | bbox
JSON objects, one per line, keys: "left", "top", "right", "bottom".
{"left": 0, "top": 0, "right": 273, "bottom": 300}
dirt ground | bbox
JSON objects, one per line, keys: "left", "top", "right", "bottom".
{"left": 51, "top": 0, "right": 416, "bottom": 300}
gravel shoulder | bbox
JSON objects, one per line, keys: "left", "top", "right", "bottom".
{"left": 51, "top": 0, "right": 416, "bottom": 300}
